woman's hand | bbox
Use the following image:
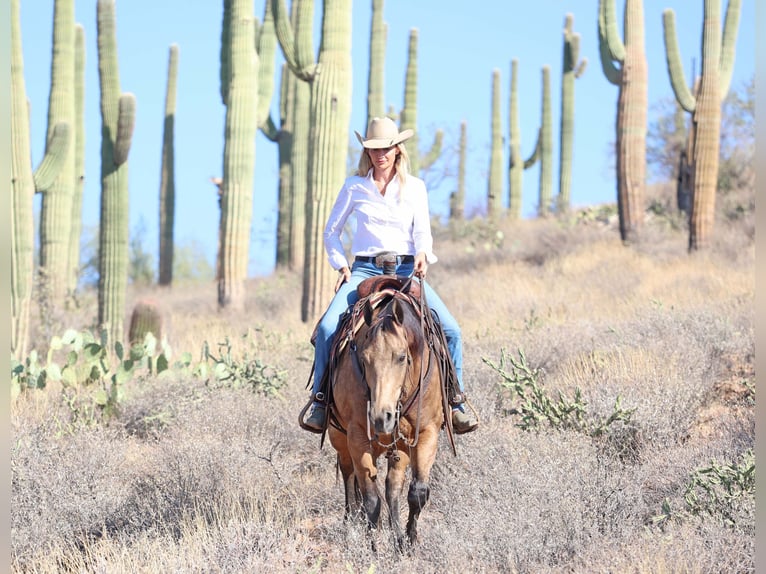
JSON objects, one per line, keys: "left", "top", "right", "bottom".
{"left": 335, "top": 266, "right": 351, "bottom": 292}
{"left": 414, "top": 252, "right": 428, "bottom": 279}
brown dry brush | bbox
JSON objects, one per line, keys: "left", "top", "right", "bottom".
{"left": 11, "top": 209, "right": 754, "bottom": 573}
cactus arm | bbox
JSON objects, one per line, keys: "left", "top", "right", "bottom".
{"left": 420, "top": 129, "right": 443, "bottom": 172}
{"left": 719, "top": 0, "right": 741, "bottom": 98}
{"left": 603, "top": 0, "right": 626, "bottom": 62}
{"left": 260, "top": 114, "right": 280, "bottom": 141}
{"left": 33, "top": 122, "right": 71, "bottom": 191}
{"left": 256, "top": 0, "right": 277, "bottom": 127}
{"left": 524, "top": 127, "right": 541, "bottom": 169}
{"left": 573, "top": 34, "right": 588, "bottom": 78}
{"left": 663, "top": 9, "right": 696, "bottom": 113}
{"left": 113, "top": 93, "right": 135, "bottom": 166}
{"left": 598, "top": 0, "right": 621, "bottom": 85}
{"left": 271, "top": 0, "right": 314, "bottom": 80}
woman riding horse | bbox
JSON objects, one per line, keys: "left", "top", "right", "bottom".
{"left": 302, "top": 116, "right": 478, "bottom": 435}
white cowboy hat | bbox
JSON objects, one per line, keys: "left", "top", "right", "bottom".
{"left": 354, "top": 116, "right": 414, "bottom": 149}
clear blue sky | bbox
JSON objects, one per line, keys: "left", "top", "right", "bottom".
{"left": 20, "top": 1, "right": 755, "bottom": 277}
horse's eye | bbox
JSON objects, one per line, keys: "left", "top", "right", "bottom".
{"left": 398, "top": 353, "right": 407, "bottom": 364}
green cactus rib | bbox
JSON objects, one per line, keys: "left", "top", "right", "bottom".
{"left": 38, "top": 0, "right": 77, "bottom": 304}
{"left": 508, "top": 59, "right": 522, "bottom": 220}
{"left": 663, "top": 0, "right": 741, "bottom": 250}
{"left": 558, "top": 13, "right": 587, "bottom": 214}
{"left": 159, "top": 44, "right": 178, "bottom": 286}
{"left": 487, "top": 68, "right": 504, "bottom": 219}
{"left": 218, "top": 0, "right": 259, "bottom": 310}
{"left": 273, "top": 0, "right": 352, "bottom": 322}
{"left": 97, "top": 0, "right": 135, "bottom": 346}
{"left": 450, "top": 120, "right": 467, "bottom": 220}
{"left": 599, "top": 0, "right": 647, "bottom": 242}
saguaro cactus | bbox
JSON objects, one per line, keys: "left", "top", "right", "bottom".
{"left": 65, "top": 24, "right": 86, "bottom": 296}
{"left": 272, "top": 0, "right": 353, "bottom": 323}
{"left": 366, "top": 0, "right": 386, "bottom": 125}
{"left": 218, "top": 0, "right": 258, "bottom": 310}
{"left": 38, "top": 0, "right": 77, "bottom": 305}
{"left": 400, "top": 28, "right": 442, "bottom": 177}
{"left": 507, "top": 59, "right": 522, "bottom": 220}
{"left": 449, "top": 120, "right": 467, "bottom": 221}
{"left": 12, "top": 0, "right": 69, "bottom": 357}
{"left": 269, "top": 2, "right": 309, "bottom": 272}
{"left": 598, "top": 0, "right": 648, "bottom": 242}
{"left": 487, "top": 69, "right": 504, "bottom": 219}
{"left": 158, "top": 44, "right": 178, "bottom": 286}
{"left": 526, "top": 66, "right": 553, "bottom": 217}
{"left": 97, "top": 0, "right": 136, "bottom": 346}
{"left": 558, "top": 13, "right": 587, "bottom": 213}
{"left": 663, "top": 0, "right": 741, "bottom": 250}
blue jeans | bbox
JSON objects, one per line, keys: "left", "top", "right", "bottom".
{"left": 312, "top": 260, "right": 464, "bottom": 397}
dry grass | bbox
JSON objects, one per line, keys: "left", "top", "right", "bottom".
{"left": 12, "top": 205, "right": 754, "bottom": 573}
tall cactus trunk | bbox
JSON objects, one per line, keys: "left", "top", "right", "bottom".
{"left": 39, "top": 0, "right": 76, "bottom": 306}
{"left": 399, "top": 28, "right": 442, "bottom": 177}
{"left": 97, "top": 0, "right": 136, "bottom": 346}
{"left": 508, "top": 59, "right": 522, "bottom": 220}
{"left": 272, "top": 0, "right": 352, "bottom": 323}
{"left": 527, "top": 66, "right": 553, "bottom": 217}
{"left": 68, "top": 24, "right": 85, "bottom": 295}
{"left": 599, "top": 0, "right": 648, "bottom": 242}
{"left": 487, "top": 69, "right": 503, "bottom": 219}
{"left": 275, "top": 64, "right": 294, "bottom": 269}
{"left": 558, "top": 13, "right": 587, "bottom": 214}
{"left": 11, "top": 0, "right": 35, "bottom": 358}
{"left": 289, "top": 72, "right": 310, "bottom": 272}
{"left": 158, "top": 44, "right": 178, "bottom": 286}
{"left": 366, "top": 0, "right": 386, "bottom": 125}
{"left": 301, "top": 0, "right": 352, "bottom": 322}
{"left": 663, "top": 0, "right": 740, "bottom": 250}
{"left": 450, "top": 120, "right": 467, "bottom": 220}
{"left": 218, "top": 0, "right": 258, "bottom": 310}
{"left": 276, "top": 0, "right": 311, "bottom": 273}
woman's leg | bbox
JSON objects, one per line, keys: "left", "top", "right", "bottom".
{"left": 312, "top": 261, "right": 381, "bottom": 397}
{"left": 419, "top": 281, "right": 463, "bottom": 392}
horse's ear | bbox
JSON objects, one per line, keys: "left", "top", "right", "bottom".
{"left": 363, "top": 300, "right": 374, "bottom": 326}
{"left": 392, "top": 298, "right": 405, "bottom": 325}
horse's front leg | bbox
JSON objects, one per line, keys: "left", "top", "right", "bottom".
{"left": 348, "top": 430, "right": 382, "bottom": 533}
{"left": 406, "top": 426, "right": 439, "bottom": 545}
{"left": 385, "top": 448, "right": 411, "bottom": 552}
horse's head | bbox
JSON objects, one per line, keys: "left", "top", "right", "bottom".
{"left": 358, "top": 296, "right": 420, "bottom": 435}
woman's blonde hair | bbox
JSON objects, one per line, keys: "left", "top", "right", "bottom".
{"left": 356, "top": 143, "right": 411, "bottom": 184}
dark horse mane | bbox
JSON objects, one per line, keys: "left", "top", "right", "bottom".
{"left": 366, "top": 293, "right": 425, "bottom": 358}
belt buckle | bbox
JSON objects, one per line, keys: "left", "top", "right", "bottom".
{"left": 374, "top": 251, "right": 398, "bottom": 267}
{"left": 374, "top": 251, "right": 398, "bottom": 276}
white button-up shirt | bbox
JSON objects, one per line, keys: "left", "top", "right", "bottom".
{"left": 323, "top": 170, "right": 438, "bottom": 271}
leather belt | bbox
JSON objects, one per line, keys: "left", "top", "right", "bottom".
{"left": 355, "top": 254, "right": 415, "bottom": 266}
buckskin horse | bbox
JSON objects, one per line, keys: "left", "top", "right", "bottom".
{"left": 304, "top": 275, "right": 458, "bottom": 550}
